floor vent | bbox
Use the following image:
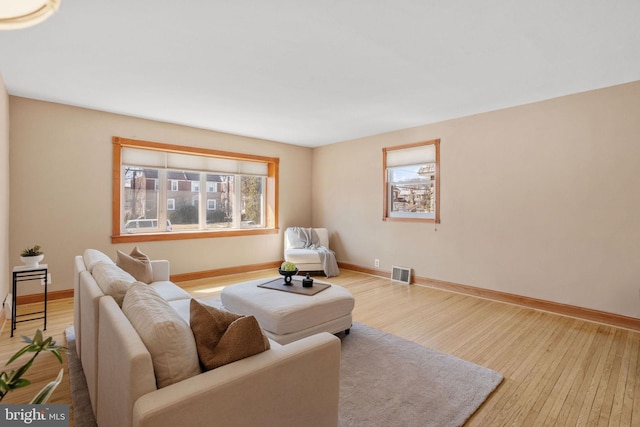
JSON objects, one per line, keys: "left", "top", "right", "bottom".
{"left": 391, "top": 266, "right": 411, "bottom": 284}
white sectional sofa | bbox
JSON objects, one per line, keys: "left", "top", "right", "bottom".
{"left": 73, "top": 249, "right": 341, "bottom": 427}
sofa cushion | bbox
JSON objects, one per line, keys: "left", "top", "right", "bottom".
{"left": 123, "top": 283, "right": 201, "bottom": 388}
{"left": 91, "top": 262, "right": 135, "bottom": 306}
{"left": 189, "top": 299, "right": 270, "bottom": 370}
{"left": 150, "top": 281, "right": 192, "bottom": 301}
{"left": 283, "top": 248, "right": 323, "bottom": 264}
{"left": 168, "top": 297, "right": 225, "bottom": 325}
{"left": 83, "top": 249, "right": 114, "bottom": 273}
{"left": 116, "top": 246, "right": 153, "bottom": 284}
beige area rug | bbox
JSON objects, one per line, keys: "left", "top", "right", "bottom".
{"left": 337, "top": 322, "right": 503, "bottom": 427}
{"left": 64, "top": 328, "right": 97, "bottom": 427}
{"left": 66, "top": 323, "right": 502, "bottom": 427}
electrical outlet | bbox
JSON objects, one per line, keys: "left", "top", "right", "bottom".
{"left": 374, "top": 259, "right": 380, "bottom": 268}
{"left": 41, "top": 273, "right": 52, "bottom": 286}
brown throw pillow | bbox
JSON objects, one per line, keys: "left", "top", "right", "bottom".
{"left": 189, "top": 299, "right": 270, "bottom": 370}
{"left": 116, "top": 246, "right": 153, "bottom": 284}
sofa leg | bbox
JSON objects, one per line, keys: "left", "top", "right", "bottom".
{"left": 345, "top": 328, "right": 350, "bottom": 335}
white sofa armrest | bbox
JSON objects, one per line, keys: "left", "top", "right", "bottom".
{"left": 97, "top": 297, "right": 158, "bottom": 427}
{"left": 150, "top": 260, "right": 170, "bottom": 282}
{"left": 133, "top": 333, "right": 341, "bottom": 427}
{"left": 73, "top": 256, "right": 86, "bottom": 358}
{"left": 79, "top": 271, "right": 107, "bottom": 415}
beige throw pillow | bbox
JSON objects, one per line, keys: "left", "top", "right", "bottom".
{"left": 116, "top": 246, "right": 153, "bottom": 284}
{"left": 189, "top": 299, "right": 270, "bottom": 370}
{"left": 123, "top": 283, "right": 201, "bottom": 388}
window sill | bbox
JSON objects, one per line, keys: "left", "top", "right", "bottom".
{"left": 111, "top": 227, "right": 279, "bottom": 244}
{"left": 383, "top": 217, "right": 440, "bottom": 224}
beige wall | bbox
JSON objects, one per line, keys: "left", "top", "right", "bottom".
{"left": 9, "top": 97, "right": 313, "bottom": 296}
{"left": 8, "top": 82, "right": 640, "bottom": 319}
{"left": 0, "top": 76, "right": 9, "bottom": 307}
{"left": 312, "top": 81, "right": 640, "bottom": 318}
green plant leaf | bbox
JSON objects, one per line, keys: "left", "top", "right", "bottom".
{"left": 1, "top": 330, "right": 65, "bottom": 403}
{"left": 11, "top": 378, "right": 31, "bottom": 389}
{"left": 0, "top": 377, "right": 9, "bottom": 393}
{"left": 30, "top": 369, "right": 63, "bottom": 404}
{"left": 33, "top": 329, "right": 44, "bottom": 346}
{"left": 50, "top": 349, "right": 63, "bottom": 364}
{"left": 6, "top": 345, "right": 33, "bottom": 365}
{"left": 11, "top": 355, "right": 37, "bottom": 381}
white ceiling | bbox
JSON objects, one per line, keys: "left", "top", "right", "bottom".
{"left": 1, "top": 1, "right": 639, "bottom": 147}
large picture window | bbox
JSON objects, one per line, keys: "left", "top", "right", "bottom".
{"left": 112, "top": 137, "right": 279, "bottom": 243}
{"left": 383, "top": 139, "right": 440, "bottom": 223}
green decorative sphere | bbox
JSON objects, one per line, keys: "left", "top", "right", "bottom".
{"left": 280, "top": 261, "right": 297, "bottom": 272}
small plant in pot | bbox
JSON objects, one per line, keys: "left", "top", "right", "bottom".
{"left": 20, "top": 245, "right": 44, "bottom": 268}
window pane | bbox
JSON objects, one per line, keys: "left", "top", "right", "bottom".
{"left": 114, "top": 137, "right": 279, "bottom": 242}
{"left": 241, "top": 176, "right": 264, "bottom": 227}
{"left": 167, "top": 170, "right": 200, "bottom": 230}
{"left": 206, "top": 175, "right": 233, "bottom": 228}
{"left": 122, "top": 167, "right": 159, "bottom": 232}
{"left": 383, "top": 139, "right": 439, "bottom": 223}
{"left": 388, "top": 163, "right": 436, "bottom": 218}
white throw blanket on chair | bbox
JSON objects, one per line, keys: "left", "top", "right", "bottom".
{"left": 287, "top": 227, "right": 340, "bottom": 277}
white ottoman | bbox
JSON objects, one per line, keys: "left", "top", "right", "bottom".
{"left": 220, "top": 276, "right": 355, "bottom": 345}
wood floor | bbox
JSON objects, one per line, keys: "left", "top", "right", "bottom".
{"left": 2, "top": 269, "right": 639, "bottom": 426}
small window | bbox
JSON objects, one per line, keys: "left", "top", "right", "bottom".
{"left": 383, "top": 139, "right": 440, "bottom": 223}
{"left": 170, "top": 180, "right": 178, "bottom": 191}
{"left": 167, "top": 199, "right": 175, "bottom": 210}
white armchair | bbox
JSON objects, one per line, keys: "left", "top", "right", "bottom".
{"left": 284, "top": 227, "right": 330, "bottom": 272}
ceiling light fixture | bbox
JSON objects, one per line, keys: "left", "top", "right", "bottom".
{"left": 0, "top": 0, "right": 60, "bottom": 30}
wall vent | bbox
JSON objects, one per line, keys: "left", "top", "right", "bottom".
{"left": 391, "top": 266, "right": 411, "bottom": 285}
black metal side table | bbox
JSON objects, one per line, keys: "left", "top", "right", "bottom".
{"left": 11, "top": 264, "right": 48, "bottom": 337}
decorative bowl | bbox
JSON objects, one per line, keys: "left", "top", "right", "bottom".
{"left": 20, "top": 254, "right": 44, "bottom": 268}
{"left": 278, "top": 268, "right": 299, "bottom": 285}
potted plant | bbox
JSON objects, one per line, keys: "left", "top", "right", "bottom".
{"left": 0, "top": 329, "right": 64, "bottom": 404}
{"left": 20, "top": 245, "right": 44, "bottom": 268}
